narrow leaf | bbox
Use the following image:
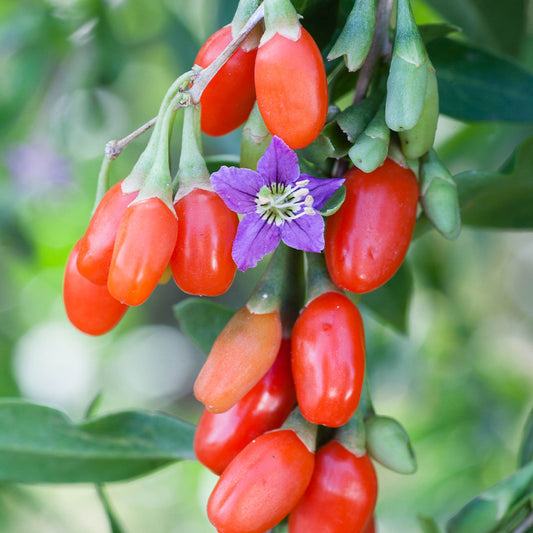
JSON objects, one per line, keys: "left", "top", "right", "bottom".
{"left": 0, "top": 400, "right": 195, "bottom": 484}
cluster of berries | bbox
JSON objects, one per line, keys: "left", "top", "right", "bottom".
{"left": 63, "top": 0, "right": 462, "bottom": 531}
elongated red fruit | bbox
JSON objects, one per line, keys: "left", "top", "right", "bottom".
{"left": 108, "top": 197, "right": 178, "bottom": 306}
{"left": 171, "top": 188, "right": 238, "bottom": 296}
{"left": 194, "top": 306, "right": 282, "bottom": 413}
{"left": 77, "top": 180, "right": 138, "bottom": 285}
{"left": 292, "top": 291, "right": 365, "bottom": 427}
{"left": 325, "top": 158, "right": 419, "bottom": 293}
{"left": 195, "top": 25, "right": 257, "bottom": 136}
{"left": 194, "top": 338, "right": 296, "bottom": 475}
{"left": 289, "top": 443, "right": 378, "bottom": 533}
{"left": 255, "top": 28, "right": 328, "bottom": 149}
{"left": 64, "top": 241, "right": 128, "bottom": 335}
{"left": 208, "top": 429, "right": 315, "bottom": 533}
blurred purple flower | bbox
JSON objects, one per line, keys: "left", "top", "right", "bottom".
{"left": 211, "top": 136, "right": 344, "bottom": 271}
{"left": 5, "top": 142, "right": 72, "bottom": 198}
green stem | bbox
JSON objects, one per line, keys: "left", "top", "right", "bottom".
{"left": 122, "top": 71, "right": 193, "bottom": 194}
{"left": 173, "top": 105, "right": 210, "bottom": 196}
{"left": 280, "top": 249, "right": 305, "bottom": 336}
{"left": 359, "top": 376, "right": 376, "bottom": 420}
{"left": 304, "top": 252, "right": 339, "bottom": 305}
{"left": 247, "top": 243, "right": 293, "bottom": 314}
{"left": 93, "top": 155, "right": 113, "bottom": 211}
{"left": 133, "top": 91, "right": 186, "bottom": 209}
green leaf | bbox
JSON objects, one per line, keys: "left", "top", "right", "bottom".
{"left": 425, "top": 0, "right": 527, "bottom": 57}
{"left": 419, "top": 515, "right": 443, "bottom": 533}
{"left": 446, "top": 461, "right": 533, "bottom": 533}
{"left": 0, "top": 400, "right": 195, "bottom": 484}
{"left": 418, "top": 23, "right": 461, "bottom": 44}
{"left": 454, "top": 135, "right": 533, "bottom": 228}
{"left": 174, "top": 298, "right": 234, "bottom": 354}
{"left": 358, "top": 262, "right": 413, "bottom": 333}
{"left": 337, "top": 96, "right": 381, "bottom": 143}
{"left": 204, "top": 154, "right": 240, "bottom": 173}
{"left": 318, "top": 185, "right": 346, "bottom": 216}
{"left": 427, "top": 38, "right": 533, "bottom": 122}
{"left": 518, "top": 406, "right": 533, "bottom": 468}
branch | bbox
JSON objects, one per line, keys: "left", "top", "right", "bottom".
{"left": 103, "top": 2, "right": 265, "bottom": 160}
{"left": 353, "top": 0, "right": 394, "bottom": 104}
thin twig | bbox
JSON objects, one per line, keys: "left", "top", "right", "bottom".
{"left": 353, "top": 0, "right": 394, "bottom": 104}
{"left": 103, "top": 2, "right": 265, "bottom": 161}
{"left": 105, "top": 117, "right": 157, "bottom": 160}
{"left": 189, "top": 3, "right": 265, "bottom": 103}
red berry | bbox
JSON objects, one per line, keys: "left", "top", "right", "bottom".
{"left": 325, "top": 158, "right": 419, "bottom": 293}
{"left": 171, "top": 188, "right": 238, "bottom": 296}
{"left": 289, "top": 443, "right": 378, "bottom": 533}
{"left": 64, "top": 241, "right": 128, "bottom": 335}
{"left": 194, "top": 338, "right": 296, "bottom": 475}
{"left": 194, "top": 306, "right": 282, "bottom": 413}
{"left": 77, "top": 180, "right": 138, "bottom": 285}
{"left": 292, "top": 291, "right": 365, "bottom": 427}
{"left": 208, "top": 429, "right": 315, "bottom": 533}
{"left": 255, "top": 28, "right": 328, "bottom": 149}
{"left": 108, "top": 197, "right": 178, "bottom": 306}
{"left": 195, "top": 25, "right": 257, "bottom": 137}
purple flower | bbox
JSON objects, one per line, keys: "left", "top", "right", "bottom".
{"left": 210, "top": 136, "right": 344, "bottom": 271}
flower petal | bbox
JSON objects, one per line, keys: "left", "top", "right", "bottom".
{"left": 257, "top": 136, "right": 301, "bottom": 187}
{"left": 210, "top": 166, "right": 267, "bottom": 214}
{"left": 301, "top": 174, "right": 345, "bottom": 210}
{"left": 280, "top": 212, "right": 325, "bottom": 253}
{"left": 232, "top": 213, "right": 281, "bottom": 271}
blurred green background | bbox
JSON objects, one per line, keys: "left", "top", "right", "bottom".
{"left": 1, "top": 0, "right": 533, "bottom": 531}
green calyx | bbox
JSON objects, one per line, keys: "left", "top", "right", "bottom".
{"left": 365, "top": 414, "right": 417, "bottom": 474}
{"left": 327, "top": 0, "right": 376, "bottom": 72}
{"left": 232, "top": 0, "right": 263, "bottom": 50}
{"left": 385, "top": 0, "right": 429, "bottom": 131}
{"left": 261, "top": 0, "right": 301, "bottom": 45}
{"left": 420, "top": 149, "right": 461, "bottom": 240}
{"left": 240, "top": 102, "right": 272, "bottom": 170}
{"left": 173, "top": 104, "right": 210, "bottom": 200}
{"left": 399, "top": 61, "right": 439, "bottom": 159}
{"left": 281, "top": 407, "right": 318, "bottom": 453}
{"left": 335, "top": 409, "right": 367, "bottom": 457}
{"left": 349, "top": 101, "right": 390, "bottom": 173}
